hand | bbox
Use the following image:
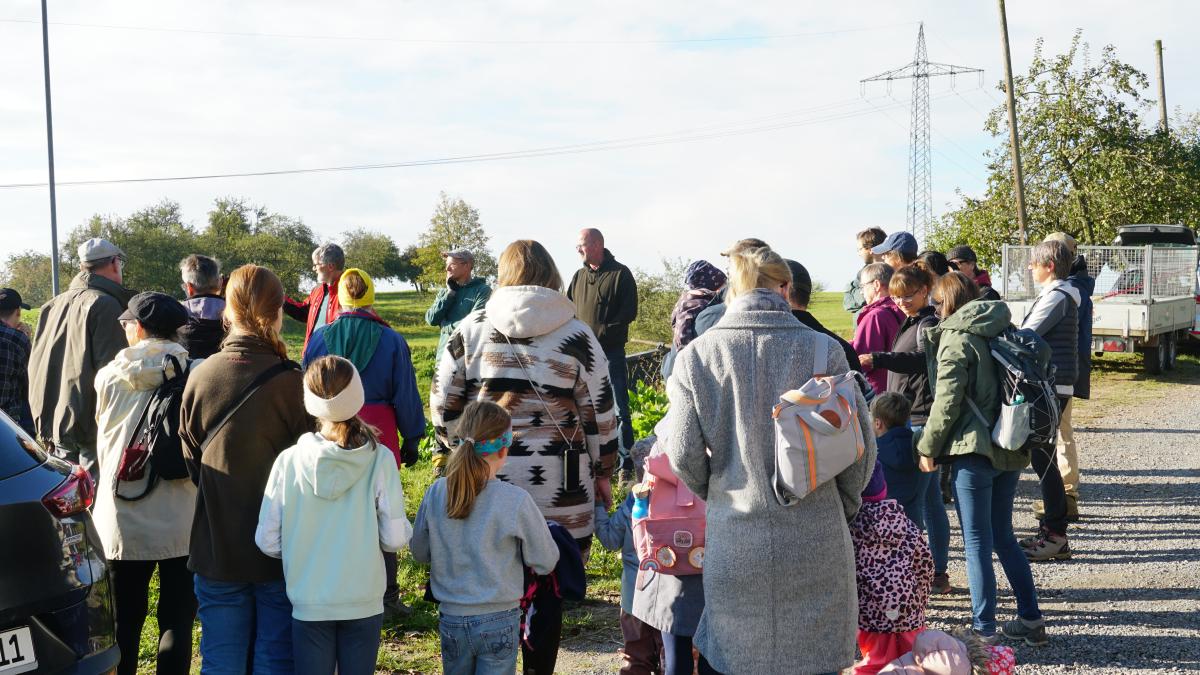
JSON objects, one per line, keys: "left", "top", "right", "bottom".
{"left": 17, "top": 322, "right": 33, "bottom": 339}
{"left": 594, "top": 476, "right": 613, "bottom": 510}
{"left": 858, "top": 353, "right": 874, "bottom": 369}
{"left": 919, "top": 455, "right": 937, "bottom": 473}
{"left": 400, "top": 437, "right": 420, "bottom": 468}
{"left": 446, "top": 276, "right": 461, "bottom": 292}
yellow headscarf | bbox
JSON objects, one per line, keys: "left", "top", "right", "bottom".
{"left": 338, "top": 268, "right": 375, "bottom": 308}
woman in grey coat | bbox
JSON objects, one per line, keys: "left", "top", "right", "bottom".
{"left": 663, "top": 245, "right": 877, "bottom": 675}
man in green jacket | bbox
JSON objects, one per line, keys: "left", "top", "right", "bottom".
{"left": 29, "top": 238, "right": 135, "bottom": 480}
{"left": 426, "top": 249, "right": 492, "bottom": 361}
{"left": 567, "top": 228, "right": 638, "bottom": 477}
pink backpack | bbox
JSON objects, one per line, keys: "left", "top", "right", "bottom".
{"left": 631, "top": 451, "right": 706, "bottom": 575}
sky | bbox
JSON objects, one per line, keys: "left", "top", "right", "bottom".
{"left": 2, "top": 1, "right": 1198, "bottom": 292}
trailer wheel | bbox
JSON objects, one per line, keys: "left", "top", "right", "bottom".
{"left": 1144, "top": 343, "right": 1166, "bottom": 374}
{"left": 1165, "top": 333, "right": 1179, "bottom": 371}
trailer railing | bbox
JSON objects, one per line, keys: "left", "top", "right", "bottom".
{"left": 1001, "top": 245, "right": 1198, "bottom": 303}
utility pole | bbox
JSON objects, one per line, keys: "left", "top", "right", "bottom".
{"left": 997, "top": 0, "right": 1028, "bottom": 245}
{"left": 1155, "top": 39, "right": 1168, "bottom": 132}
{"left": 41, "top": 0, "right": 61, "bottom": 295}
{"left": 861, "top": 23, "right": 982, "bottom": 243}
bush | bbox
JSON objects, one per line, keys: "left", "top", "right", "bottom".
{"left": 629, "top": 380, "right": 669, "bottom": 441}
{"left": 630, "top": 258, "right": 687, "bottom": 345}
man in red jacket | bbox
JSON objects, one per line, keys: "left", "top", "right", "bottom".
{"left": 284, "top": 243, "right": 344, "bottom": 351}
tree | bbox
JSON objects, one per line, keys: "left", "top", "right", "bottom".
{"left": 629, "top": 257, "right": 688, "bottom": 344}
{"left": 61, "top": 200, "right": 199, "bottom": 295}
{"left": 341, "top": 229, "right": 406, "bottom": 282}
{"left": 0, "top": 250, "right": 69, "bottom": 307}
{"left": 929, "top": 32, "right": 1200, "bottom": 267}
{"left": 414, "top": 192, "right": 497, "bottom": 289}
{"left": 397, "top": 244, "right": 427, "bottom": 292}
{"left": 196, "top": 198, "right": 317, "bottom": 295}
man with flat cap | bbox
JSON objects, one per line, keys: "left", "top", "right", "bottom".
{"left": 29, "top": 237, "right": 135, "bottom": 479}
{"left": 0, "top": 288, "right": 35, "bottom": 435}
{"left": 425, "top": 248, "right": 491, "bottom": 474}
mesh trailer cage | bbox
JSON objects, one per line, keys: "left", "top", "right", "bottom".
{"left": 1000, "top": 245, "right": 1199, "bottom": 303}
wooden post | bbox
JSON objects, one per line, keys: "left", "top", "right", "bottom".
{"left": 997, "top": 0, "right": 1029, "bottom": 245}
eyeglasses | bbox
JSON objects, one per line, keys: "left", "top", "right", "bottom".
{"left": 891, "top": 292, "right": 921, "bottom": 304}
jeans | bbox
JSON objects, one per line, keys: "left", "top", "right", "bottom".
{"left": 194, "top": 575, "right": 294, "bottom": 674}
{"left": 439, "top": 608, "right": 521, "bottom": 675}
{"left": 292, "top": 614, "right": 383, "bottom": 675}
{"left": 923, "top": 472, "right": 951, "bottom": 575}
{"left": 110, "top": 557, "right": 196, "bottom": 675}
{"left": 618, "top": 610, "right": 662, "bottom": 674}
{"left": 605, "top": 348, "right": 634, "bottom": 466}
{"left": 953, "top": 454, "right": 1042, "bottom": 635}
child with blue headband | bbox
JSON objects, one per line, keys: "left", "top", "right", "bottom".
{"left": 412, "top": 400, "right": 559, "bottom": 675}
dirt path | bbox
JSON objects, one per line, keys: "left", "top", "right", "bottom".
{"left": 556, "top": 374, "right": 1200, "bottom": 673}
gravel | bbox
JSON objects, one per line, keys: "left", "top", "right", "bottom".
{"left": 558, "top": 380, "right": 1200, "bottom": 674}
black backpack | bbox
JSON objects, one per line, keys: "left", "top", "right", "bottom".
{"left": 115, "top": 354, "right": 192, "bottom": 500}
{"left": 968, "top": 327, "right": 1060, "bottom": 454}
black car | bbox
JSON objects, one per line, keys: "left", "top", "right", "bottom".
{"left": 0, "top": 411, "right": 120, "bottom": 674}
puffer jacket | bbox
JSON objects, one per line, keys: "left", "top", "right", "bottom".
{"left": 917, "top": 300, "right": 1029, "bottom": 472}
{"left": 1020, "top": 279, "right": 1080, "bottom": 395}
{"left": 1066, "top": 256, "right": 1095, "bottom": 399}
{"left": 871, "top": 305, "right": 938, "bottom": 424}
{"left": 92, "top": 339, "right": 198, "bottom": 560}
{"left": 849, "top": 499, "right": 932, "bottom": 633}
{"left": 29, "top": 272, "right": 134, "bottom": 462}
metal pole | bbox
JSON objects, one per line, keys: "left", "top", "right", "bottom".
{"left": 997, "top": 0, "right": 1029, "bottom": 245}
{"left": 1155, "top": 40, "right": 1168, "bottom": 132}
{"left": 41, "top": 0, "right": 60, "bottom": 295}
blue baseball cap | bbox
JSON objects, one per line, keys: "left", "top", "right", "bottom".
{"left": 871, "top": 231, "right": 919, "bottom": 257}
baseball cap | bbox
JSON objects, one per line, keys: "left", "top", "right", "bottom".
{"left": 1043, "top": 232, "right": 1078, "bottom": 256}
{"left": 946, "top": 245, "right": 978, "bottom": 263}
{"left": 441, "top": 248, "right": 474, "bottom": 264}
{"left": 78, "top": 238, "right": 125, "bottom": 264}
{"left": 0, "top": 288, "right": 30, "bottom": 312}
{"left": 119, "top": 292, "right": 189, "bottom": 334}
{"left": 871, "top": 231, "right": 919, "bottom": 257}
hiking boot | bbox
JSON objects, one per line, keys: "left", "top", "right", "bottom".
{"left": 384, "top": 598, "right": 414, "bottom": 619}
{"left": 1024, "top": 531, "right": 1072, "bottom": 562}
{"left": 1032, "top": 495, "right": 1079, "bottom": 522}
{"left": 1019, "top": 525, "right": 1049, "bottom": 550}
{"left": 930, "top": 572, "right": 952, "bottom": 595}
{"left": 966, "top": 628, "right": 1000, "bottom": 646}
{"left": 1000, "top": 617, "right": 1049, "bottom": 646}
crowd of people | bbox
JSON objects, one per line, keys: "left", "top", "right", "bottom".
{"left": 0, "top": 221, "right": 1095, "bottom": 675}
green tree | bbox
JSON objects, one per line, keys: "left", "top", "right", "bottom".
{"left": 196, "top": 198, "right": 317, "bottom": 295}
{"left": 629, "top": 257, "right": 688, "bottom": 344}
{"left": 0, "top": 250, "right": 70, "bottom": 307}
{"left": 341, "top": 229, "right": 405, "bottom": 282}
{"left": 61, "top": 200, "right": 199, "bottom": 295}
{"left": 397, "top": 244, "right": 427, "bottom": 292}
{"left": 929, "top": 32, "right": 1200, "bottom": 267}
{"left": 415, "top": 192, "right": 497, "bottom": 288}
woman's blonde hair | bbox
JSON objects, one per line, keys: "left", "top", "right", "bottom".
{"left": 932, "top": 271, "right": 981, "bottom": 319}
{"left": 496, "top": 240, "right": 563, "bottom": 290}
{"left": 304, "top": 356, "right": 379, "bottom": 448}
{"left": 889, "top": 261, "right": 935, "bottom": 298}
{"left": 446, "top": 400, "right": 512, "bottom": 519}
{"left": 223, "top": 264, "right": 289, "bottom": 359}
{"left": 725, "top": 245, "right": 791, "bottom": 298}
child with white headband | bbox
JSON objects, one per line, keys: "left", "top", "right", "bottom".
{"left": 411, "top": 400, "right": 560, "bottom": 675}
{"left": 255, "top": 355, "right": 412, "bottom": 675}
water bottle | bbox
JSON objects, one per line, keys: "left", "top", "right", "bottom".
{"left": 631, "top": 483, "right": 651, "bottom": 520}
{"left": 1013, "top": 393, "right": 1026, "bottom": 405}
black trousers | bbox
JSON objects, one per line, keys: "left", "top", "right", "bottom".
{"left": 109, "top": 556, "right": 197, "bottom": 675}
{"left": 1032, "top": 396, "right": 1071, "bottom": 535}
{"left": 521, "top": 537, "right": 591, "bottom": 675}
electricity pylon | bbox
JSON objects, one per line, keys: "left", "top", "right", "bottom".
{"left": 861, "top": 23, "right": 982, "bottom": 242}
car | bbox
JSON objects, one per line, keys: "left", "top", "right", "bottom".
{"left": 0, "top": 410, "right": 120, "bottom": 675}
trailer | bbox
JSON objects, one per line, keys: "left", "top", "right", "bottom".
{"left": 1000, "top": 240, "right": 1199, "bottom": 375}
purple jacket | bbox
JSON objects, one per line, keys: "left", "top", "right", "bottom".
{"left": 851, "top": 297, "right": 905, "bottom": 395}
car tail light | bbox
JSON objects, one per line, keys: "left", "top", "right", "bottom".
{"left": 42, "top": 464, "right": 95, "bottom": 517}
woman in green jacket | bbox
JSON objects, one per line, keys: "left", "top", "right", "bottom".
{"left": 916, "top": 272, "right": 1046, "bottom": 647}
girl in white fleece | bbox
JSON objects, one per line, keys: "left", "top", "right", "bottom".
{"left": 255, "top": 355, "right": 411, "bottom": 675}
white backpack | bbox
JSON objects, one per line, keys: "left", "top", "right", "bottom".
{"left": 772, "top": 334, "right": 868, "bottom": 506}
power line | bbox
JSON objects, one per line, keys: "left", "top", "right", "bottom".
{"left": 0, "top": 96, "right": 915, "bottom": 190}
{"left": 862, "top": 93, "right": 989, "bottom": 183}
{"left": 0, "top": 17, "right": 917, "bottom": 46}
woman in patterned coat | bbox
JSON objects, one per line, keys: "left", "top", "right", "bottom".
{"left": 430, "top": 239, "right": 620, "bottom": 674}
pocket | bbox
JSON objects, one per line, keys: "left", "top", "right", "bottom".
{"left": 438, "top": 621, "right": 460, "bottom": 662}
{"left": 478, "top": 621, "right": 515, "bottom": 660}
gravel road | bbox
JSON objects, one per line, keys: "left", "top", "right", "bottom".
{"left": 556, "top": 377, "right": 1200, "bottom": 674}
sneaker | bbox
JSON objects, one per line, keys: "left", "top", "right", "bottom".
{"left": 384, "top": 599, "right": 414, "bottom": 619}
{"left": 1000, "top": 617, "right": 1048, "bottom": 646}
{"left": 967, "top": 628, "right": 1001, "bottom": 646}
{"left": 1024, "top": 531, "right": 1072, "bottom": 562}
{"left": 930, "top": 572, "right": 952, "bottom": 595}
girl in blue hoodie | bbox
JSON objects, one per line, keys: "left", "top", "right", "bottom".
{"left": 256, "top": 355, "right": 412, "bottom": 675}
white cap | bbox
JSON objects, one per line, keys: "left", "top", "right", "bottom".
{"left": 78, "top": 238, "right": 125, "bottom": 263}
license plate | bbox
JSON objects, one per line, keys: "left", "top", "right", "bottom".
{"left": 0, "top": 627, "right": 36, "bottom": 675}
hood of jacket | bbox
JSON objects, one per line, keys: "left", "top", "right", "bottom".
{"left": 183, "top": 295, "right": 226, "bottom": 321}
{"left": 850, "top": 498, "right": 912, "bottom": 547}
{"left": 105, "top": 339, "right": 191, "bottom": 391}
{"left": 936, "top": 299, "right": 1011, "bottom": 339}
{"left": 1067, "top": 255, "right": 1096, "bottom": 296}
{"left": 484, "top": 285, "right": 576, "bottom": 339}
{"left": 69, "top": 271, "right": 135, "bottom": 306}
{"left": 292, "top": 432, "right": 378, "bottom": 500}
{"left": 1038, "top": 277, "right": 1082, "bottom": 305}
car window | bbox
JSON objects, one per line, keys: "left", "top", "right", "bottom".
{"left": 0, "top": 410, "right": 47, "bottom": 481}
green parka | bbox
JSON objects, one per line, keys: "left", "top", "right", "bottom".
{"left": 916, "top": 300, "right": 1029, "bottom": 472}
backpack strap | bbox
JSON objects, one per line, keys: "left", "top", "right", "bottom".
{"left": 812, "top": 332, "right": 831, "bottom": 377}
{"left": 965, "top": 397, "right": 992, "bottom": 431}
{"left": 191, "top": 361, "right": 299, "bottom": 468}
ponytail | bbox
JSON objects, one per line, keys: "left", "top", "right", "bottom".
{"left": 445, "top": 400, "right": 513, "bottom": 519}
{"left": 725, "top": 245, "right": 791, "bottom": 298}
{"left": 223, "top": 264, "right": 290, "bottom": 360}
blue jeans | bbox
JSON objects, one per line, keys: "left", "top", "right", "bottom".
{"left": 194, "top": 575, "right": 293, "bottom": 674}
{"left": 439, "top": 608, "right": 521, "bottom": 675}
{"left": 605, "top": 348, "right": 634, "bottom": 464}
{"left": 923, "top": 472, "right": 951, "bottom": 575}
{"left": 953, "top": 454, "right": 1042, "bottom": 635}
{"left": 292, "top": 614, "right": 383, "bottom": 675}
